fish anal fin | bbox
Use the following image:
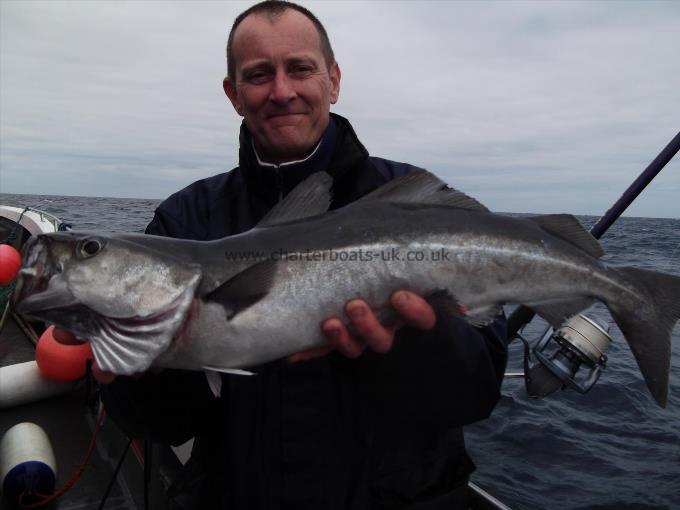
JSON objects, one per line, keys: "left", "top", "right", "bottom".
{"left": 359, "top": 169, "right": 489, "bottom": 212}
{"left": 529, "top": 214, "right": 604, "bottom": 258}
{"left": 257, "top": 172, "right": 333, "bottom": 227}
{"left": 527, "top": 297, "right": 595, "bottom": 329}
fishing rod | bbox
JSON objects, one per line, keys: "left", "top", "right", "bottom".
{"left": 507, "top": 130, "right": 680, "bottom": 339}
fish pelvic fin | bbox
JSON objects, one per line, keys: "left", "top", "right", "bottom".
{"left": 358, "top": 169, "right": 489, "bottom": 212}
{"left": 203, "top": 367, "right": 256, "bottom": 397}
{"left": 204, "top": 370, "right": 223, "bottom": 398}
{"left": 203, "top": 366, "right": 255, "bottom": 376}
{"left": 426, "top": 290, "right": 502, "bottom": 327}
{"left": 610, "top": 267, "right": 680, "bottom": 408}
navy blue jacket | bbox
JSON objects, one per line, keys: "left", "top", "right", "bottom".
{"left": 102, "top": 114, "right": 508, "bottom": 509}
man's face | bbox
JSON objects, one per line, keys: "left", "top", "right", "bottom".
{"left": 224, "top": 10, "right": 340, "bottom": 164}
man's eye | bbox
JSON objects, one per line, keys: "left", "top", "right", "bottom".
{"left": 245, "top": 71, "right": 271, "bottom": 84}
{"left": 290, "top": 65, "right": 313, "bottom": 77}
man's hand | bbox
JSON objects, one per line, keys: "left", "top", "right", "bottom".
{"left": 52, "top": 327, "right": 117, "bottom": 384}
{"left": 288, "top": 290, "right": 436, "bottom": 362}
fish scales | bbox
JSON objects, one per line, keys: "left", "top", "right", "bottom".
{"left": 170, "top": 206, "right": 645, "bottom": 369}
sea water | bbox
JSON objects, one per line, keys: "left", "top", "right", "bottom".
{"left": 1, "top": 193, "right": 679, "bottom": 509}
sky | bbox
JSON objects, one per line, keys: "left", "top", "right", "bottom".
{"left": 1, "top": 0, "right": 679, "bottom": 218}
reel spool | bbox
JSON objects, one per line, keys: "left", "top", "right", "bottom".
{"left": 525, "top": 314, "right": 613, "bottom": 398}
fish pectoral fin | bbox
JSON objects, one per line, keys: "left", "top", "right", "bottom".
{"left": 256, "top": 172, "right": 333, "bottom": 227}
{"left": 526, "top": 297, "right": 595, "bottom": 328}
{"left": 358, "top": 169, "right": 489, "bottom": 211}
{"left": 205, "top": 259, "right": 278, "bottom": 317}
{"left": 528, "top": 214, "right": 604, "bottom": 258}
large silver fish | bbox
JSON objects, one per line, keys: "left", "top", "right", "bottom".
{"left": 11, "top": 171, "right": 680, "bottom": 407}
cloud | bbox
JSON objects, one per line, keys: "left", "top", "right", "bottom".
{"left": 1, "top": 0, "right": 678, "bottom": 217}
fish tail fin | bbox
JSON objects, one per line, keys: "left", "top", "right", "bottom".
{"left": 609, "top": 267, "right": 680, "bottom": 408}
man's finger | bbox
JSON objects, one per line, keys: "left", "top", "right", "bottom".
{"left": 391, "top": 291, "right": 436, "bottom": 330}
{"left": 345, "top": 300, "right": 393, "bottom": 353}
{"left": 323, "top": 317, "right": 364, "bottom": 358}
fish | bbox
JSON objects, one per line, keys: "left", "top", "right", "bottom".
{"left": 11, "top": 170, "right": 680, "bottom": 407}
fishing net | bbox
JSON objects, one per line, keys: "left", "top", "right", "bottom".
{"left": 0, "top": 282, "right": 15, "bottom": 329}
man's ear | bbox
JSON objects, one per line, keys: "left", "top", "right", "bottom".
{"left": 223, "top": 77, "right": 244, "bottom": 116}
{"left": 329, "top": 62, "right": 341, "bottom": 104}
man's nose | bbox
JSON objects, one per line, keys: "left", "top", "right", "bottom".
{"left": 268, "top": 71, "right": 296, "bottom": 103}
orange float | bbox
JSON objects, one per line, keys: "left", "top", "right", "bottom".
{"left": 35, "top": 326, "right": 93, "bottom": 382}
{"left": 0, "top": 244, "right": 21, "bottom": 285}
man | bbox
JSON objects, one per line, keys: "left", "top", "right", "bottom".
{"left": 98, "top": 2, "right": 508, "bottom": 508}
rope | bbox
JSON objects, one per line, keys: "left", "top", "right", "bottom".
{"left": 0, "top": 287, "right": 13, "bottom": 331}
{"left": 96, "top": 437, "right": 133, "bottom": 510}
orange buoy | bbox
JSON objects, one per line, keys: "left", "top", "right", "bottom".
{"left": 0, "top": 244, "right": 21, "bottom": 285}
{"left": 35, "top": 326, "right": 93, "bottom": 382}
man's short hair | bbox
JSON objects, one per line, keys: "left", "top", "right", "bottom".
{"left": 226, "top": 0, "right": 335, "bottom": 81}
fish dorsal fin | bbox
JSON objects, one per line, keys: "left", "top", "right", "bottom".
{"left": 205, "top": 259, "right": 278, "bottom": 317}
{"left": 257, "top": 172, "right": 333, "bottom": 227}
{"left": 529, "top": 214, "right": 604, "bottom": 258}
{"left": 359, "top": 169, "right": 489, "bottom": 212}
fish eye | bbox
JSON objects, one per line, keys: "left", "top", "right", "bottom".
{"left": 78, "top": 239, "right": 103, "bottom": 258}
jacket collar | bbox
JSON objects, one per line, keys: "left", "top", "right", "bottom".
{"left": 238, "top": 113, "right": 369, "bottom": 203}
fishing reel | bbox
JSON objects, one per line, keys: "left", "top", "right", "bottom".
{"left": 518, "top": 314, "right": 613, "bottom": 399}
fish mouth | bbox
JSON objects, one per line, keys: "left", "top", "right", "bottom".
{"left": 11, "top": 236, "right": 78, "bottom": 315}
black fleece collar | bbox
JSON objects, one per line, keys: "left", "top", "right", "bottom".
{"left": 238, "top": 113, "right": 370, "bottom": 203}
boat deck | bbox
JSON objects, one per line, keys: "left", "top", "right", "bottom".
{"left": 1, "top": 317, "right": 147, "bottom": 510}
